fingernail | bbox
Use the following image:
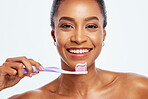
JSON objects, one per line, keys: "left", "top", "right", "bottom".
{"left": 29, "top": 73, "right": 33, "bottom": 77}
{"left": 39, "top": 66, "right": 44, "bottom": 70}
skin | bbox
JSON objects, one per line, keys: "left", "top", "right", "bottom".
{"left": 0, "top": 56, "right": 44, "bottom": 91}
{"left": 0, "top": 0, "right": 148, "bottom": 99}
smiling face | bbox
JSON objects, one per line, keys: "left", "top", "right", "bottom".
{"left": 51, "top": 0, "right": 106, "bottom": 70}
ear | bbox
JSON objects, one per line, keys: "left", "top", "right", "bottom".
{"left": 51, "top": 29, "right": 56, "bottom": 42}
{"left": 103, "top": 29, "right": 106, "bottom": 41}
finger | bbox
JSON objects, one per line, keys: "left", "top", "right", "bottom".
{"left": 6, "top": 56, "right": 27, "bottom": 62}
{"left": 3, "top": 62, "right": 24, "bottom": 78}
{"left": 28, "top": 59, "right": 44, "bottom": 71}
{"left": 3, "top": 67, "right": 17, "bottom": 76}
{"left": 32, "top": 72, "right": 39, "bottom": 75}
{"left": 24, "top": 72, "right": 39, "bottom": 77}
{"left": 6, "top": 56, "right": 33, "bottom": 74}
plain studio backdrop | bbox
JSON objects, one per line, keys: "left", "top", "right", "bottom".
{"left": 0, "top": 0, "right": 148, "bottom": 98}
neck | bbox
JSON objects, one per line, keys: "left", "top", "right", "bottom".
{"left": 56, "top": 61, "right": 102, "bottom": 97}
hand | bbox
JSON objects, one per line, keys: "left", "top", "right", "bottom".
{"left": 0, "top": 56, "right": 44, "bottom": 91}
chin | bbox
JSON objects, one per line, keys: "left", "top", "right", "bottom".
{"left": 61, "top": 56, "right": 96, "bottom": 71}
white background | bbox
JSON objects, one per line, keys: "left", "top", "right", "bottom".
{"left": 0, "top": 0, "right": 148, "bottom": 98}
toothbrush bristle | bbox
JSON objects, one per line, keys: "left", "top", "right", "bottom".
{"left": 75, "top": 62, "right": 87, "bottom": 72}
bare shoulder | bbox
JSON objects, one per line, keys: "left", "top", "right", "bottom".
{"left": 101, "top": 69, "right": 148, "bottom": 98}
{"left": 8, "top": 89, "right": 44, "bottom": 99}
{"left": 119, "top": 73, "right": 148, "bottom": 98}
{"left": 8, "top": 86, "right": 56, "bottom": 99}
{"left": 8, "top": 78, "right": 60, "bottom": 99}
{"left": 120, "top": 73, "right": 148, "bottom": 87}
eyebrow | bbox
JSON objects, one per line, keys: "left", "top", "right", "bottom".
{"left": 58, "top": 16, "right": 99, "bottom": 22}
{"left": 59, "top": 17, "right": 75, "bottom": 22}
{"left": 84, "top": 16, "right": 99, "bottom": 21}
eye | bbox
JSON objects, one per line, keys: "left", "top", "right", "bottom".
{"left": 86, "top": 24, "right": 98, "bottom": 29}
{"left": 60, "top": 24, "right": 74, "bottom": 29}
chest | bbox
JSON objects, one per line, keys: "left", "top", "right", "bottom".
{"left": 41, "top": 84, "right": 135, "bottom": 99}
{"left": 42, "top": 90, "right": 133, "bottom": 99}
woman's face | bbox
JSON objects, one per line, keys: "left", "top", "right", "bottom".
{"left": 52, "top": 0, "right": 106, "bottom": 70}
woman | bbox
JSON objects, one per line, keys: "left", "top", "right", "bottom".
{"left": 0, "top": 0, "right": 148, "bottom": 98}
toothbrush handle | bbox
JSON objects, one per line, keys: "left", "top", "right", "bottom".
{"left": 23, "top": 67, "right": 58, "bottom": 73}
{"left": 24, "top": 68, "right": 40, "bottom": 74}
{"left": 24, "top": 67, "right": 88, "bottom": 74}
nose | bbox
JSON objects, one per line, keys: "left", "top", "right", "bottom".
{"left": 71, "top": 29, "right": 87, "bottom": 44}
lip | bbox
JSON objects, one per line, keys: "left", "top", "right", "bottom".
{"left": 66, "top": 47, "right": 93, "bottom": 59}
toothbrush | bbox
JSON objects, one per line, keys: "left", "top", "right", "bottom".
{"left": 24, "top": 63, "right": 88, "bottom": 74}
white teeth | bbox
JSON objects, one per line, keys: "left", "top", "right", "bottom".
{"left": 80, "top": 49, "right": 82, "bottom": 53}
{"left": 76, "top": 50, "right": 79, "bottom": 53}
{"left": 68, "top": 49, "right": 90, "bottom": 54}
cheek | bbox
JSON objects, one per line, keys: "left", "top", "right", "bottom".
{"left": 55, "top": 30, "right": 71, "bottom": 59}
{"left": 89, "top": 31, "right": 103, "bottom": 46}
{"left": 89, "top": 30, "right": 103, "bottom": 59}
{"left": 56, "top": 30, "right": 70, "bottom": 47}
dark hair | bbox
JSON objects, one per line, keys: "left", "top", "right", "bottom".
{"left": 50, "top": 0, "right": 107, "bottom": 28}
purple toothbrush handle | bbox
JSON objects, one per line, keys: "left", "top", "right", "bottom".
{"left": 24, "top": 68, "right": 39, "bottom": 74}
{"left": 24, "top": 67, "right": 59, "bottom": 74}
{"left": 43, "top": 67, "right": 59, "bottom": 72}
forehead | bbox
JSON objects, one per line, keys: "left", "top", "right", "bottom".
{"left": 56, "top": 0, "right": 103, "bottom": 20}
